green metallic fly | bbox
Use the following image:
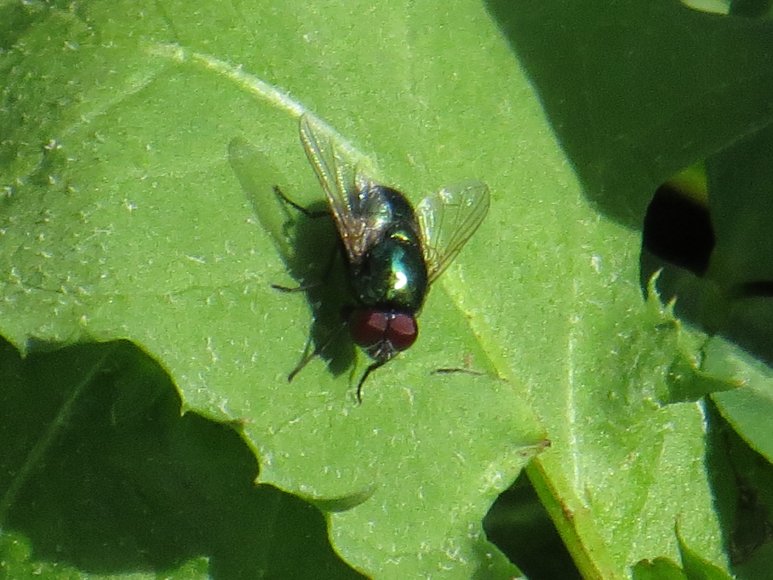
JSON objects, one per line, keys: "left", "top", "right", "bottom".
{"left": 279, "top": 115, "right": 490, "bottom": 401}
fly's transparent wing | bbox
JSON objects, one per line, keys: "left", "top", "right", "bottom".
{"left": 416, "top": 181, "right": 490, "bottom": 283}
{"left": 299, "top": 115, "right": 373, "bottom": 263}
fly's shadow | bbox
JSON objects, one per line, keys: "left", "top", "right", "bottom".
{"left": 228, "top": 137, "right": 356, "bottom": 380}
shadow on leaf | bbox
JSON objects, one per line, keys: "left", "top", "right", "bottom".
{"left": 0, "top": 338, "right": 363, "bottom": 578}
{"left": 229, "top": 136, "right": 356, "bottom": 381}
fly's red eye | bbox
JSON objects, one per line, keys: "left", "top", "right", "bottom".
{"left": 386, "top": 313, "right": 418, "bottom": 351}
{"left": 349, "top": 309, "right": 388, "bottom": 347}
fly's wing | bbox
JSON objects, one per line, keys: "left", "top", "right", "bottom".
{"left": 416, "top": 181, "right": 490, "bottom": 284}
{"left": 228, "top": 136, "right": 294, "bottom": 261}
{"left": 299, "top": 115, "right": 378, "bottom": 263}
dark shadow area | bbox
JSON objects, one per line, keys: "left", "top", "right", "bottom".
{"left": 269, "top": 192, "right": 357, "bottom": 379}
{"left": 0, "top": 338, "right": 363, "bottom": 578}
{"left": 730, "top": 0, "right": 773, "bottom": 18}
{"left": 640, "top": 134, "right": 773, "bottom": 369}
{"left": 704, "top": 401, "right": 773, "bottom": 578}
{"left": 638, "top": 175, "right": 719, "bottom": 333}
{"left": 228, "top": 137, "right": 357, "bottom": 383}
{"left": 484, "top": 473, "right": 580, "bottom": 579}
{"left": 641, "top": 184, "right": 714, "bottom": 278}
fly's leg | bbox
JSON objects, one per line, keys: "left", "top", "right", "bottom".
{"left": 355, "top": 359, "right": 388, "bottom": 404}
{"left": 431, "top": 367, "right": 485, "bottom": 376}
{"left": 271, "top": 184, "right": 337, "bottom": 292}
{"left": 273, "top": 185, "right": 329, "bottom": 218}
{"left": 273, "top": 183, "right": 346, "bottom": 380}
{"left": 271, "top": 282, "right": 319, "bottom": 293}
{"left": 430, "top": 353, "right": 485, "bottom": 377}
{"left": 286, "top": 319, "right": 348, "bottom": 382}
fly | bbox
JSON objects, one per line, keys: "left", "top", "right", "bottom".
{"left": 278, "top": 115, "right": 490, "bottom": 402}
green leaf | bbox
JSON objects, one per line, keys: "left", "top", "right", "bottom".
{"left": 633, "top": 557, "right": 688, "bottom": 580}
{"left": 490, "top": 0, "right": 773, "bottom": 226}
{"left": 630, "top": 532, "right": 735, "bottom": 580}
{"left": 2, "top": 0, "right": 772, "bottom": 577}
{"left": 710, "top": 341, "right": 773, "bottom": 463}
{"left": 1, "top": 1, "right": 543, "bottom": 577}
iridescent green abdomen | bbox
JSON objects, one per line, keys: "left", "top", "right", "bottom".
{"left": 348, "top": 186, "right": 429, "bottom": 312}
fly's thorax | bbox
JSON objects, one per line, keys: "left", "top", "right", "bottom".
{"left": 349, "top": 227, "right": 429, "bottom": 312}
{"left": 362, "top": 186, "right": 418, "bottom": 225}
